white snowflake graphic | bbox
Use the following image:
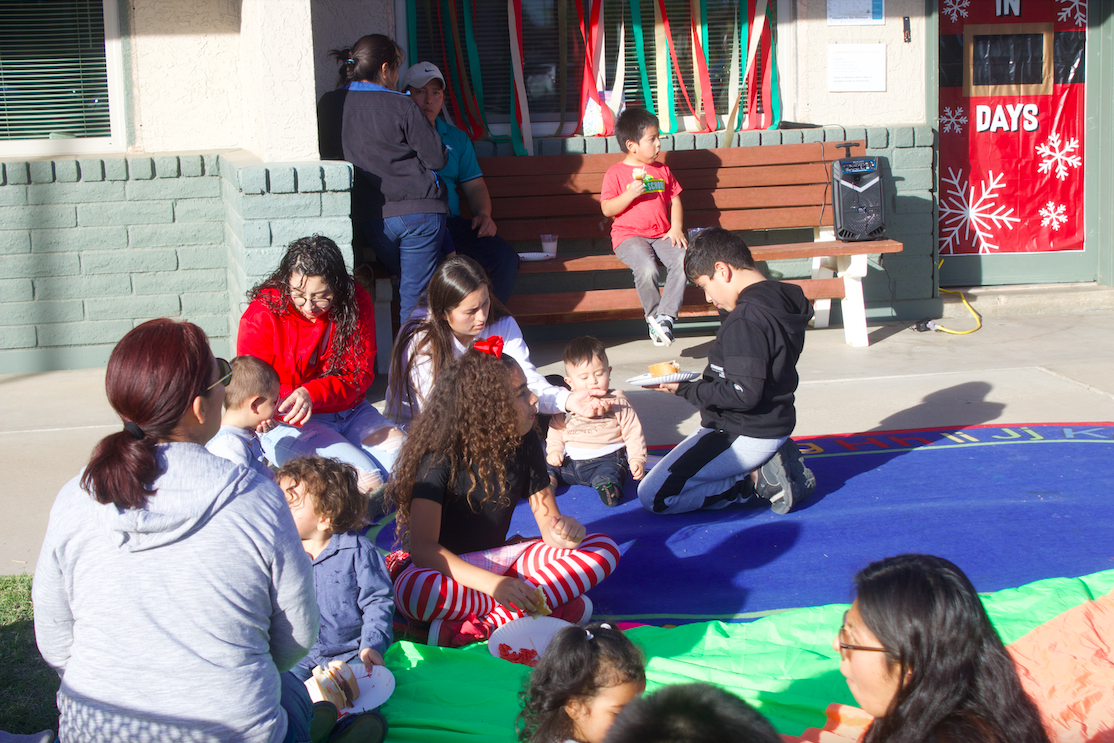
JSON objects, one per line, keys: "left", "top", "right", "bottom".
{"left": 1039, "top": 201, "right": 1068, "bottom": 231}
{"left": 1036, "top": 132, "right": 1081, "bottom": 181}
{"left": 939, "top": 168, "right": 1020, "bottom": 254}
{"left": 943, "top": 0, "right": 970, "bottom": 21}
{"left": 1058, "top": 0, "right": 1086, "bottom": 26}
{"left": 941, "top": 106, "right": 968, "bottom": 134}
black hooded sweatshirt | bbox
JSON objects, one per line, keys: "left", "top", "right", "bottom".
{"left": 676, "top": 280, "right": 813, "bottom": 438}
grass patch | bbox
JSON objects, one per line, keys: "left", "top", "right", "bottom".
{"left": 0, "top": 575, "right": 58, "bottom": 735}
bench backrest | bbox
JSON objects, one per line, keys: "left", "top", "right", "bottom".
{"left": 474, "top": 140, "right": 864, "bottom": 242}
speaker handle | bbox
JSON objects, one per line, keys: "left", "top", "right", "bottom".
{"left": 835, "top": 142, "right": 859, "bottom": 159}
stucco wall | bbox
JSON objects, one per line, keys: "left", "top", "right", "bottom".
{"left": 789, "top": 0, "right": 927, "bottom": 125}
{"left": 123, "top": 0, "right": 394, "bottom": 161}
{"left": 311, "top": 0, "right": 397, "bottom": 105}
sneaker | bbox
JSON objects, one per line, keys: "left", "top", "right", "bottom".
{"left": 329, "top": 710, "right": 388, "bottom": 743}
{"left": 647, "top": 315, "right": 674, "bottom": 347}
{"left": 595, "top": 481, "right": 623, "bottom": 507}
{"left": 701, "top": 477, "right": 755, "bottom": 510}
{"left": 309, "top": 701, "right": 338, "bottom": 743}
{"left": 550, "top": 594, "right": 594, "bottom": 626}
{"left": 755, "top": 439, "right": 816, "bottom": 514}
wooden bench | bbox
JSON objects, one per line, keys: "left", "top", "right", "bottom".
{"left": 472, "top": 141, "right": 903, "bottom": 347}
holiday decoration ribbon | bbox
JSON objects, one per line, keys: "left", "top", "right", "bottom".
{"left": 474, "top": 336, "right": 504, "bottom": 358}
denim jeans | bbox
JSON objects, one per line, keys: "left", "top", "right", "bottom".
{"left": 548, "top": 448, "right": 630, "bottom": 490}
{"left": 614, "top": 236, "right": 687, "bottom": 320}
{"left": 637, "top": 427, "right": 785, "bottom": 514}
{"left": 259, "top": 401, "right": 403, "bottom": 490}
{"left": 280, "top": 669, "right": 313, "bottom": 743}
{"left": 362, "top": 212, "right": 447, "bottom": 323}
{"left": 446, "top": 215, "right": 520, "bottom": 304}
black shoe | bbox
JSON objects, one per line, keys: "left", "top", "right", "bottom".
{"left": 756, "top": 439, "right": 815, "bottom": 514}
{"left": 701, "top": 477, "right": 755, "bottom": 510}
{"left": 595, "top": 481, "right": 623, "bottom": 507}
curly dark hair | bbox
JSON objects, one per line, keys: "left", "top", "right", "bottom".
{"left": 386, "top": 255, "right": 510, "bottom": 421}
{"left": 247, "top": 235, "right": 364, "bottom": 380}
{"left": 388, "top": 349, "right": 525, "bottom": 541}
{"left": 855, "top": 554, "right": 1051, "bottom": 743}
{"left": 276, "top": 456, "right": 368, "bottom": 534}
{"left": 516, "top": 622, "right": 646, "bottom": 743}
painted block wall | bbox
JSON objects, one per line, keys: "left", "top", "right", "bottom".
{"left": 0, "top": 155, "right": 227, "bottom": 372}
{"left": 483, "top": 125, "right": 938, "bottom": 319}
{"left": 218, "top": 153, "right": 355, "bottom": 353}
{"left": 0, "top": 153, "right": 355, "bottom": 374}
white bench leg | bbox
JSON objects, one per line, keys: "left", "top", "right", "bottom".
{"left": 810, "top": 227, "right": 837, "bottom": 329}
{"left": 838, "top": 254, "right": 870, "bottom": 347}
{"left": 811, "top": 256, "right": 835, "bottom": 329}
{"left": 374, "top": 277, "right": 394, "bottom": 374}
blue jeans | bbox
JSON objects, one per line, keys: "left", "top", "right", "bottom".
{"left": 548, "top": 448, "right": 630, "bottom": 490}
{"left": 446, "top": 215, "right": 519, "bottom": 305}
{"left": 259, "top": 401, "right": 403, "bottom": 489}
{"left": 280, "top": 669, "right": 313, "bottom": 743}
{"left": 362, "top": 213, "right": 447, "bottom": 323}
{"left": 637, "top": 427, "right": 785, "bottom": 514}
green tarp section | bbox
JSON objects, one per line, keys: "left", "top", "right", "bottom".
{"left": 379, "top": 568, "right": 1114, "bottom": 741}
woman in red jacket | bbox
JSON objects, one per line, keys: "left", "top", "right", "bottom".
{"left": 238, "top": 235, "right": 404, "bottom": 495}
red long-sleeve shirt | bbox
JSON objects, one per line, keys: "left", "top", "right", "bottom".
{"left": 237, "top": 285, "right": 376, "bottom": 414}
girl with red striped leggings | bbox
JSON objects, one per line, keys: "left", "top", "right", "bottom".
{"left": 386, "top": 342, "right": 621, "bottom": 648}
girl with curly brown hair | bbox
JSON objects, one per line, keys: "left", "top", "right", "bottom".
{"left": 387, "top": 345, "right": 621, "bottom": 648}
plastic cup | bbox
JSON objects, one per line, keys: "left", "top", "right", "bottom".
{"left": 686, "top": 227, "right": 706, "bottom": 242}
{"left": 541, "top": 234, "right": 558, "bottom": 256}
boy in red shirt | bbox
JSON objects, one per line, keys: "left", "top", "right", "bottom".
{"left": 600, "top": 109, "right": 687, "bottom": 347}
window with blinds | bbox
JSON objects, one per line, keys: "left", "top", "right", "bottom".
{"left": 411, "top": 0, "right": 773, "bottom": 128}
{"left": 0, "top": 0, "right": 112, "bottom": 142}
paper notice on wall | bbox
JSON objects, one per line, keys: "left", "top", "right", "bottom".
{"left": 828, "top": 44, "right": 887, "bottom": 92}
{"left": 828, "top": 0, "right": 884, "bottom": 24}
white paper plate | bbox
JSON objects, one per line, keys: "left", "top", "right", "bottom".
{"left": 333, "top": 663, "right": 396, "bottom": 714}
{"left": 518, "top": 252, "right": 556, "bottom": 262}
{"left": 488, "top": 615, "right": 573, "bottom": 666}
{"left": 626, "top": 371, "right": 700, "bottom": 386}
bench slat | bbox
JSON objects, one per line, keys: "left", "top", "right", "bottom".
{"left": 507, "top": 279, "right": 846, "bottom": 325}
{"left": 514, "top": 238, "right": 905, "bottom": 274}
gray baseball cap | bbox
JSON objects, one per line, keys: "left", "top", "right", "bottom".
{"left": 403, "top": 61, "right": 446, "bottom": 90}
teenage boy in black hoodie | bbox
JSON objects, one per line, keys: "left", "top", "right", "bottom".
{"left": 637, "top": 228, "right": 816, "bottom": 515}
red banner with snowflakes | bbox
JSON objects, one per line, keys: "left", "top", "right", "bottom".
{"left": 938, "top": 0, "right": 1086, "bottom": 254}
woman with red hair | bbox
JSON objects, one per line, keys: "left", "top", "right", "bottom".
{"left": 33, "top": 319, "right": 318, "bottom": 743}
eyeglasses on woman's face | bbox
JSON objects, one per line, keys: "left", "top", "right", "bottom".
{"left": 837, "top": 611, "right": 888, "bottom": 657}
{"left": 288, "top": 290, "right": 334, "bottom": 308}
{"left": 206, "top": 357, "right": 233, "bottom": 391}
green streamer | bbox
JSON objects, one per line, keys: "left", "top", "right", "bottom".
{"left": 767, "top": 4, "right": 782, "bottom": 128}
{"left": 408, "top": 1, "right": 418, "bottom": 66}
{"left": 462, "top": 0, "right": 491, "bottom": 136}
{"left": 630, "top": 0, "right": 655, "bottom": 114}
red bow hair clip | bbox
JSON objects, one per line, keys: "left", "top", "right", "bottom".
{"left": 473, "top": 336, "right": 504, "bottom": 358}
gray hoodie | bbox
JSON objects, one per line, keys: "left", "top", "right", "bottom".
{"left": 33, "top": 443, "right": 319, "bottom": 743}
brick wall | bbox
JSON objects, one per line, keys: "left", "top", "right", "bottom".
{"left": 0, "top": 153, "right": 354, "bottom": 373}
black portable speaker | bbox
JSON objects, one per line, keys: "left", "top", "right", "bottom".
{"left": 832, "top": 157, "right": 885, "bottom": 241}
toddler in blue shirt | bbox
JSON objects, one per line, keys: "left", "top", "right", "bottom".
{"left": 206, "top": 355, "right": 280, "bottom": 482}
{"left": 278, "top": 456, "right": 394, "bottom": 679}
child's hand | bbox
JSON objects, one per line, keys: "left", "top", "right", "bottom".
{"left": 631, "top": 461, "right": 645, "bottom": 480}
{"left": 360, "top": 647, "right": 384, "bottom": 672}
{"left": 666, "top": 226, "right": 687, "bottom": 248}
{"left": 626, "top": 178, "right": 647, "bottom": 196}
{"left": 550, "top": 515, "right": 585, "bottom": 548}
{"left": 546, "top": 452, "right": 564, "bottom": 468}
{"left": 256, "top": 418, "right": 278, "bottom": 434}
{"left": 493, "top": 577, "right": 541, "bottom": 613}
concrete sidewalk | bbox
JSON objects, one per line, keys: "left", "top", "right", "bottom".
{"left": 5, "top": 310, "right": 1114, "bottom": 575}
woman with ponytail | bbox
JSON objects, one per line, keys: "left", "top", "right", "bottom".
{"left": 317, "top": 33, "right": 449, "bottom": 323}
{"left": 33, "top": 319, "right": 319, "bottom": 743}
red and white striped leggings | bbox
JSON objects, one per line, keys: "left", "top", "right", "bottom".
{"left": 393, "top": 533, "right": 620, "bottom": 629}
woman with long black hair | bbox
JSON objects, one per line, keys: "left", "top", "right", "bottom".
{"left": 836, "top": 554, "right": 1050, "bottom": 743}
